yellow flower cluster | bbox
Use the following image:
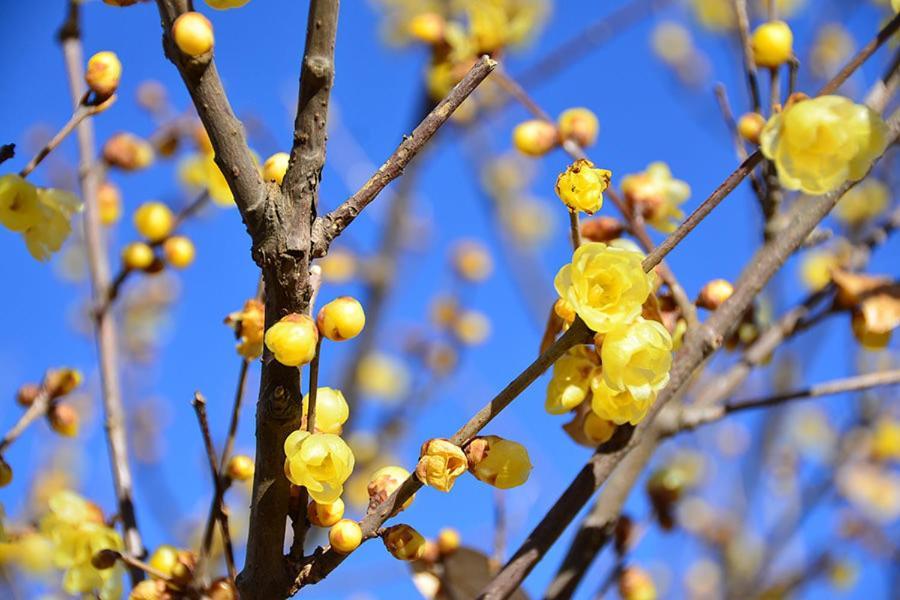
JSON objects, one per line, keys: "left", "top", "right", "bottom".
{"left": 284, "top": 430, "right": 355, "bottom": 503}
{"left": 39, "top": 490, "right": 123, "bottom": 598}
{"left": 621, "top": 162, "right": 690, "bottom": 233}
{"left": 0, "top": 175, "right": 81, "bottom": 261}
{"left": 555, "top": 159, "right": 611, "bottom": 214}
{"left": 760, "top": 96, "right": 889, "bottom": 195}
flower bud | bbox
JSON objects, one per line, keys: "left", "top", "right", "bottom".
{"left": 173, "top": 12, "right": 215, "bottom": 58}
{"left": 225, "top": 299, "right": 265, "bottom": 359}
{"left": 148, "top": 544, "right": 180, "bottom": 579}
{"left": 307, "top": 498, "right": 345, "bottom": 527}
{"left": 317, "top": 296, "right": 366, "bottom": 341}
{"left": 163, "top": 235, "right": 195, "bottom": 269}
{"left": 367, "top": 465, "right": 414, "bottom": 513}
{"left": 408, "top": 12, "right": 445, "bottom": 44}
{"left": 16, "top": 383, "right": 40, "bottom": 407}
{"left": 555, "top": 159, "right": 611, "bottom": 214}
{"left": 91, "top": 548, "right": 120, "bottom": 570}
{"left": 48, "top": 403, "right": 79, "bottom": 437}
{"left": 265, "top": 313, "right": 319, "bottom": 366}
{"left": 382, "top": 524, "right": 427, "bottom": 561}
{"left": 129, "top": 580, "right": 167, "bottom": 600}
{"left": 580, "top": 216, "right": 625, "bottom": 243}
{"left": 465, "top": 436, "right": 532, "bottom": 489}
{"left": 85, "top": 51, "right": 122, "bottom": 98}
{"left": 751, "top": 21, "right": 794, "bottom": 68}
{"left": 436, "top": 527, "right": 460, "bottom": 556}
{"left": 329, "top": 519, "right": 362, "bottom": 554}
{"left": 618, "top": 565, "right": 657, "bottom": 600}
{"left": 557, "top": 107, "right": 599, "bottom": 147}
{"left": 452, "top": 241, "right": 493, "bottom": 282}
{"left": 44, "top": 368, "right": 82, "bottom": 398}
{"left": 133, "top": 201, "right": 174, "bottom": 242}
{"left": 262, "top": 152, "right": 290, "bottom": 185}
{"left": 737, "top": 112, "right": 765, "bottom": 145}
{"left": 103, "top": 132, "right": 154, "bottom": 171}
{"left": 226, "top": 454, "right": 254, "bottom": 481}
{"left": 97, "top": 182, "right": 122, "bottom": 226}
{"left": 122, "top": 242, "right": 155, "bottom": 271}
{"left": 0, "top": 457, "right": 12, "bottom": 488}
{"left": 852, "top": 310, "right": 891, "bottom": 351}
{"left": 646, "top": 466, "right": 687, "bottom": 530}
{"left": 512, "top": 119, "right": 558, "bottom": 157}
{"left": 416, "top": 438, "right": 468, "bottom": 492}
{"left": 452, "top": 310, "right": 491, "bottom": 346}
{"left": 169, "top": 550, "right": 197, "bottom": 586}
{"left": 696, "top": 279, "right": 734, "bottom": 310}
{"left": 302, "top": 387, "right": 349, "bottom": 434}
{"left": 553, "top": 298, "right": 576, "bottom": 324}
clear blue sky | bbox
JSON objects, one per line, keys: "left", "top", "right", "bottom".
{"left": 0, "top": 1, "right": 897, "bottom": 598}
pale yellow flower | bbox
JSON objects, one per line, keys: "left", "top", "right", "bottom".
{"left": 621, "top": 162, "right": 690, "bottom": 232}
{"left": 302, "top": 387, "right": 350, "bottom": 434}
{"left": 284, "top": 431, "right": 355, "bottom": 504}
{"left": 545, "top": 346, "right": 600, "bottom": 415}
{"left": 555, "top": 159, "right": 611, "bottom": 214}
{"left": 600, "top": 318, "right": 673, "bottom": 403}
{"left": 23, "top": 188, "right": 82, "bottom": 261}
{"left": 554, "top": 242, "right": 653, "bottom": 334}
{"left": 591, "top": 376, "right": 654, "bottom": 426}
{"left": 760, "top": 96, "right": 889, "bottom": 195}
{"left": 416, "top": 438, "right": 468, "bottom": 492}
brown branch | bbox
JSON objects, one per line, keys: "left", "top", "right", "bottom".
{"left": 732, "top": 0, "right": 762, "bottom": 113}
{"left": 311, "top": 56, "right": 497, "bottom": 256}
{"left": 713, "top": 84, "right": 766, "bottom": 204}
{"left": 58, "top": 1, "right": 144, "bottom": 580}
{"left": 818, "top": 12, "right": 900, "bottom": 96}
{"left": 0, "top": 388, "right": 51, "bottom": 454}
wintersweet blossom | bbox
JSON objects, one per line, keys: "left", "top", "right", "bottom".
{"left": 600, "top": 318, "right": 673, "bottom": 403}
{"left": 621, "top": 162, "right": 690, "bottom": 232}
{"left": 284, "top": 430, "right": 355, "bottom": 504}
{"left": 545, "top": 346, "right": 600, "bottom": 414}
{"left": 555, "top": 159, "right": 611, "bottom": 214}
{"left": 591, "top": 377, "right": 655, "bottom": 426}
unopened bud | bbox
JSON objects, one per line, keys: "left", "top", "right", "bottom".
{"left": 382, "top": 524, "right": 427, "bottom": 561}
{"left": 580, "top": 216, "right": 625, "bottom": 243}
{"left": 329, "top": 519, "right": 362, "bottom": 554}
{"left": 557, "top": 107, "right": 600, "bottom": 148}
{"left": 226, "top": 454, "right": 254, "bottom": 481}
{"left": 737, "top": 112, "right": 765, "bottom": 145}
{"left": 408, "top": 12, "right": 445, "bottom": 44}
{"left": 173, "top": 12, "right": 215, "bottom": 58}
{"left": 85, "top": 51, "right": 122, "bottom": 98}
{"left": 696, "top": 279, "right": 734, "bottom": 310}
{"left": 512, "top": 119, "right": 558, "bottom": 157}
{"left": 618, "top": 565, "right": 657, "bottom": 600}
{"left": 16, "top": 383, "right": 40, "bottom": 407}
{"left": 465, "top": 435, "right": 532, "bottom": 489}
{"left": 103, "top": 133, "right": 154, "bottom": 171}
{"left": 436, "top": 527, "right": 460, "bottom": 556}
{"left": 48, "top": 403, "right": 80, "bottom": 438}
{"left": 307, "top": 498, "right": 345, "bottom": 528}
{"left": 367, "top": 465, "right": 414, "bottom": 513}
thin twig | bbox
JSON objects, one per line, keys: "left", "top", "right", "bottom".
{"left": 818, "top": 12, "right": 900, "bottom": 96}
{"left": 0, "top": 388, "right": 51, "bottom": 454}
{"left": 732, "top": 0, "right": 762, "bottom": 112}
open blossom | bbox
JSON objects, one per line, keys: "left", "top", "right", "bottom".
{"left": 416, "top": 439, "right": 468, "bottom": 492}
{"left": 0, "top": 176, "right": 81, "bottom": 261}
{"left": 545, "top": 346, "right": 600, "bottom": 415}
{"left": 555, "top": 159, "right": 611, "bottom": 214}
{"left": 284, "top": 430, "right": 355, "bottom": 503}
{"left": 591, "top": 377, "right": 655, "bottom": 425}
{"left": 621, "top": 162, "right": 690, "bottom": 233}
{"left": 760, "top": 95, "right": 889, "bottom": 195}
{"left": 600, "top": 317, "right": 673, "bottom": 403}
{"left": 554, "top": 242, "right": 653, "bottom": 334}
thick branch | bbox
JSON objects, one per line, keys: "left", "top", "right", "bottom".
{"left": 311, "top": 56, "right": 497, "bottom": 256}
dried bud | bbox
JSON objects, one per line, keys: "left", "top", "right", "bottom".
{"left": 16, "top": 383, "right": 40, "bottom": 407}
{"left": 225, "top": 298, "right": 265, "bottom": 360}
{"left": 48, "top": 403, "right": 80, "bottom": 438}
{"left": 367, "top": 465, "right": 415, "bottom": 513}
{"left": 646, "top": 466, "right": 688, "bottom": 530}
{"left": 436, "top": 527, "right": 460, "bottom": 556}
{"left": 416, "top": 438, "right": 468, "bottom": 492}
{"left": 618, "top": 565, "right": 657, "bottom": 600}
{"left": 465, "top": 435, "right": 532, "bottom": 489}
{"left": 103, "top": 132, "right": 154, "bottom": 171}
{"left": 382, "top": 524, "right": 427, "bottom": 561}
{"left": 128, "top": 579, "right": 167, "bottom": 600}
{"left": 580, "top": 216, "right": 625, "bottom": 243}
{"left": 696, "top": 279, "right": 734, "bottom": 310}
{"left": 170, "top": 550, "right": 197, "bottom": 587}
{"left": 91, "top": 548, "right": 120, "bottom": 570}
{"left": 44, "top": 368, "right": 82, "bottom": 398}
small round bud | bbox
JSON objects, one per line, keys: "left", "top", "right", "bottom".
{"left": 122, "top": 242, "right": 155, "bottom": 271}
{"left": 367, "top": 465, "right": 415, "bottom": 513}
{"left": 329, "top": 519, "right": 362, "bottom": 554}
{"left": 148, "top": 544, "right": 180, "bottom": 579}
{"left": 436, "top": 527, "right": 460, "bottom": 556}
{"left": 580, "top": 216, "right": 625, "bottom": 243}
{"left": 91, "top": 548, "right": 120, "bottom": 570}
{"left": 618, "top": 565, "right": 657, "bottom": 600}
{"left": 852, "top": 311, "right": 891, "bottom": 351}
{"left": 103, "top": 132, "right": 154, "bottom": 171}
{"left": 737, "top": 112, "right": 766, "bottom": 145}
{"left": 0, "top": 457, "right": 12, "bottom": 488}
{"left": 382, "top": 524, "right": 427, "bottom": 561}
{"left": 226, "top": 454, "right": 254, "bottom": 481}
{"left": 696, "top": 279, "right": 734, "bottom": 310}
{"left": 512, "top": 119, "right": 558, "bottom": 157}
{"left": 307, "top": 498, "right": 345, "bottom": 527}
{"left": 751, "top": 21, "right": 794, "bottom": 68}
{"left": 262, "top": 152, "right": 290, "bottom": 185}
{"left": 48, "top": 403, "right": 79, "bottom": 437}
{"left": 16, "top": 383, "right": 40, "bottom": 407}
{"left": 97, "top": 182, "right": 122, "bottom": 226}
{"left": 44, "top": 368, "right": 82, "bottom": 398}
{"left": 408, "top": 12, "right": 445, "bottom": 44}
{"left": 557, "top": 107, "right": 599, "bottom": 147}
{"left": 163, "top": 235, "right": 196, "bottom": 269}
{"left": 133, "top": 201, "right": 174, "bottom": 242}
{"left": 317, "top": 297, "right": 366, "bottom": 341}
{"left": 170, "top": 550, "right": 197, "bottom": 586}
{"left": 452, "top": 241, "right": 493, "bottom": 282}
{"left": 85, "top": 51, "right": 122, "bottom": 98}
{"left": 264, "top": 313, "right": 319, "bottom": 366}
{"left": 466, "top": 435, "right": 532, "bottom": 489}
{"left": 173, "top": 12, "right": 215, "bottom": 57}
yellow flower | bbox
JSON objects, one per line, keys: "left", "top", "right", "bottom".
{"left": 555, "top": 159, "right": 611, "bottom": 214}
{"left": 600, "top": 318, "right": 673, "bottom": 404}
{"left": 263, "top": 152, "right": 290, "bottom": 185}
{"left": 225, "top": 299, "right": 265, "bottom": 359}
{"left": 689, "top": 0, "right": 736, "bottom": 31}
{"left": 357, "top": 353, "right": 410, "bottom": 402}
{"left": 0, "top": 532, "right": 55, "bottom": 574}
{"left": 834, "top": 179, "right": 889, "bottom": 226}
{"left": 554, "top": 242, "right": 653, "bottom": 334}
{"left": 23, "top": 188, "right": 82, "bottom": 261}
{"left": 760, "top": 96, "right": 889, "bottom": 195}
{"left": 265, "top": 313, "right": 319, "bottom": 367}
{"left": 621, "top": 162, "right": 690, "bottom": 233}
{"left": 0, "top": 174, "right": 41, "bottom": 232}
{"left": 557, "top": 108, "right": 600, "bottom": 147}
{"left": 303, "top": 387, "right": 349, "bottom": 434}
{"left": 382, "top": 524, "right": 427, "bottom": 561}
{"left": 39, "top": 490, "right": 123, "bottom": 599}
{"left": 799, "top": 249, "right": 838, "bottom": 291}
{"left": 871, "top": 418, "right": 900, "bottom": 462}
{"left": 591, "top": 377, "right": 653, "bottom": 426}
{"left": 415, "top": 438, "right": 468, "bottom": 492}
{"left": 284, "top": 430, "right": 355, "bottom": 504}
{"left": 178, "top": 151, "right": 240, "bottom": 206}
{"left": 545, "top": 346, "right": 600, "bottom": 415}
{"left": 465, "top": 435, "right": 532, "bottom": 489}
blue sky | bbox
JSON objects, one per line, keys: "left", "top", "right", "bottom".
{"left": 1, "top": 0, "right": 898, "bottom": 598}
